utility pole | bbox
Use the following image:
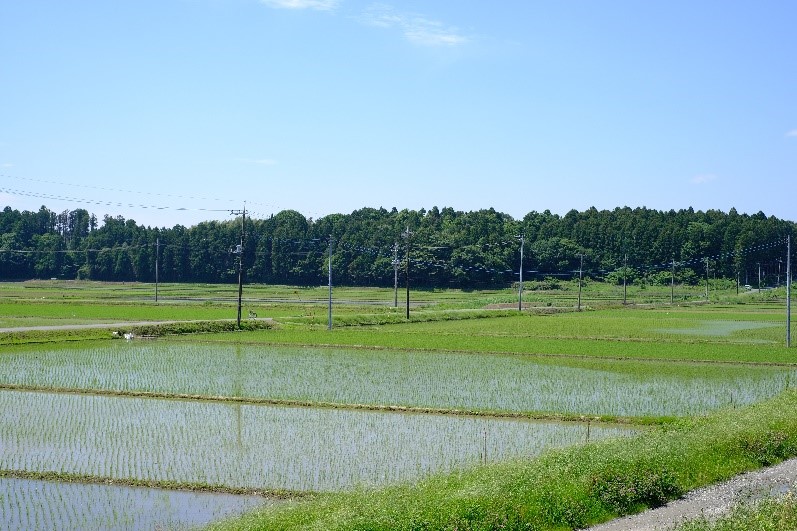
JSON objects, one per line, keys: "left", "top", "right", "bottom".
{"left": 392, "top": 242, "right": 399, "bottom": 308}
{"left": 787, "top": 235, "right": 791, "bottom": 348}
{"left": 403, "top": 227, "right": 412, "bottom": 319}
{"left": 705, "top": 257, "right": 710, "bottom": 301}
{"left": 230, "top": 204, "right": 246, "bottom": 328}
{"left": 155, "top": 237, "right": 160, "bottom": 303}
{"left": 577, "top": 253, "right": 584, "bottom": 311}
{"left": 670, "top": 258, "right": 675, "bottom": 304}
{"left": 623, "top": 254, "right": 628, "bottom": 305}
{"left": 758, "top": 262, "right": 762, "bottom": 292}
{"left": 518, "top": 235, "right": 524, "bottom": 311}
{"left": 777, "top": 258, "right": 783, "bottom": 286}
{"left": 328, "top": 237, "right": 333, "bottom": 330}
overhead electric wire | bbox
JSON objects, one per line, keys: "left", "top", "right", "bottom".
{"left": 1, "top": 175, "right": 238, "bottom": 204}
{"left": 0, "top": 174, "right": 309, "bottom": 219}
{"left": 0, "top": 187, "right": 231, "bottom": 213}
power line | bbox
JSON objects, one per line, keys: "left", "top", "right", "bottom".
{"left": 1, "top": 174, "right": 239, "bottom": 204}
{"left": 0, "top": 187, "right": 231, "bottom": 213}
{"left": 0, "top": 174, "right": 326, "bottom": 220}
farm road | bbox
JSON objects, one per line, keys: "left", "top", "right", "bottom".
{"left": 0, "top": 318, "right": 273, "bottom": 333}
{"left": 588, "top": 457, "right": 797, "bottom": 530}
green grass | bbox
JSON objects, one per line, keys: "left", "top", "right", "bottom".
{"left": 0, "top": 278, "right": 774, "bottom": 310}
{"left": 209, "top": 389, "right": 797, "bottom": 530}
{"left": 0, "top": 280, "right": 480, "bottom": 306}
{"left": 675, "top": 493, "right": 797, "bottom": 530}
{"left": 0, "top": 300, "right": 236, "bottom": 325}
{"left": 196, "top": 316, "right": 797, "bottom": 364}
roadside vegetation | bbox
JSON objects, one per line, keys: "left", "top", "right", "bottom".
{"left": 675, "top": 493, "right": 797, "bottom": 530}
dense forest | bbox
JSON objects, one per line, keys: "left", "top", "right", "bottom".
{"left": 0, "top": 204, "right": 794, "bottom": 289}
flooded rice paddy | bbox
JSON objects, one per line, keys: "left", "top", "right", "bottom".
{"left": 0, "top": 390, "right": 630, "bottom": 492}
{"left": 2, "top": 341, "right": 794, "bottom": 417}
{"left": 1, "top": 338, "right": 791, "bottom": 528}
{"left": 0, "top": 476, "right": 272, "bottom": 531}
{"left": 656, "top": 319, "right": 782, "bottom": 338}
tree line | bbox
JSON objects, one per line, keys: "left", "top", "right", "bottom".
{"left": 0, "top": 204, "right": 794, "bottom": 289}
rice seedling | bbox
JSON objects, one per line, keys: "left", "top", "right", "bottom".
{"left": 0, "top": 476, "right": 272, "bottom": 530}
{"left": 0, "top": 390, "right": 631, "bottom": 492}
{"left": 0, "top": 342, "right": 793, "bottom": 419}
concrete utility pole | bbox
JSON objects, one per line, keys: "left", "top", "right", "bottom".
{"left": 392, "top": 242, "right": 399, "bottom": 308}
{"left": 778, "top": 258, "right": 783, "bottom": 286}
{"left": 328, "top": 237, "right": 333, "bottom": 330}
{"left": 577, "top": 253, "right": 584, "bottom": 311}
{"left": 705, "top": 257, "right": 710, "bottom": 301}
{"left": 518, "top": 235, "right": 524, "bottom": 311}
{"left": 155, "top": 237, "right": 160, "bottom": 303}
{"left": 403, "top": 227, "right": 412, "bottom": 319}
{"left": 787, "top": 235, "right": 791, "bottom": 348}
{"left": 670, "top": 258, "right": 675, "bottom": 304}
{"left": 230, "top": 204, "right": 246, "bottom": 328}
{"left": 623, "top": 254, "right": 628, "bottom": 305}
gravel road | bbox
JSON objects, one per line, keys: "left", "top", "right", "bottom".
{"left": 588, "top": 458, "right": 797, "bottom": 530}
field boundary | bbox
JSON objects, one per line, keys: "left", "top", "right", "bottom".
{"left": 0, "top": 468, "right": 306, "bottom": 499}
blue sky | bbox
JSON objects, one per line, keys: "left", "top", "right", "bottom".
{"left": 1, "top": 0, "right": 795, "bottom": 228}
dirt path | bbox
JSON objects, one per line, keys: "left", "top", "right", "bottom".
{"left": 588, "top": 458, "right": 797, "bottom": 530}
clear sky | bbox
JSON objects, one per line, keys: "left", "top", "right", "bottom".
{"left": 1, "top": 0, "right": 795, "bottom": 228}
